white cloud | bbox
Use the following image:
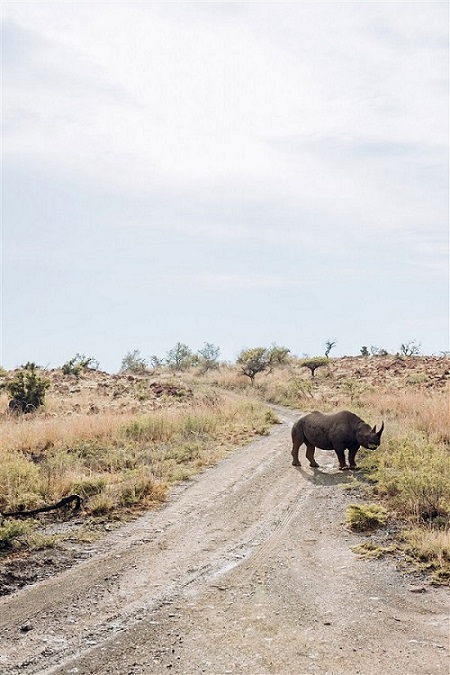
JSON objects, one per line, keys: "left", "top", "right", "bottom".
{"left": 4, "top": 2, "right": 446, "bottom": 196}
{"left": 2, "top": 2, "right": 448, "bottom": 367}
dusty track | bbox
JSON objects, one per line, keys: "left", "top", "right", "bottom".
{"left": 0, "top": 407, "right": 448, "bottom": 674}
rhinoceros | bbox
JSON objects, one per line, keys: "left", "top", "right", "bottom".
{"left": 291, "top": 410, "right": 384, "bottom": 470}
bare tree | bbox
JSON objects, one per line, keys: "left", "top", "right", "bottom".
{"left": 399, "top": 341, "right": 421, "bottom": 357}
{"left": 324, "top": 340, "right": 337, "bottom": 358}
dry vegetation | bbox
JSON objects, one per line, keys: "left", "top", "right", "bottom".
{"left": 0, "top": 369, "right": 277, "bottom": 559}
{"left": 1, "top": 354, "right": 449, "bottom": 583}
{"left": 204, "top": 354, "right": 450, "bottom": 582}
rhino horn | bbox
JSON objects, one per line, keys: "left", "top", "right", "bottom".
{"left": 377, "top": 421, "right": 385, "bottom": 437}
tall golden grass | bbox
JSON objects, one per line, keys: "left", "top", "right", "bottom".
{"left": 0, "top": 397, "right": 275, "bottom": 517}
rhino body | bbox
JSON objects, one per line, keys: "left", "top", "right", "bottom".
{"left": 291, "top": 410, "right": 384, "bottom": 471}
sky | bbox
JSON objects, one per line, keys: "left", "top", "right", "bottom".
{"left": 1, "top": 1, "right": 449, "bottom": 372}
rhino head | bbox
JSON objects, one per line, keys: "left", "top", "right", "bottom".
{"left": 357, "top": 421, "right": 384, "bottom": 450}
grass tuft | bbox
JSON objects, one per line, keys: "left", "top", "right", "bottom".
{"left": 346, "top": 503, "right": 388, "bottom": 531}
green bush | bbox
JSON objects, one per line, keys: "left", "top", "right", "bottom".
{"left": 5, "top": 365, "right": 50, "bottom": 413}
{"left": 61, "top": 354, "right": 99, "bottom": 377}
{"left": 120, "top": 350, "right": 148, "bottom": 373}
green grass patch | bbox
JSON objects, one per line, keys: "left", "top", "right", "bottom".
{"left": 346, "top": 503, "right": 388, "bottom": 531}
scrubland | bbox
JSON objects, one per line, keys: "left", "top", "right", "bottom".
{"left": 202, "top": 355, "right": 450, "bottom": 582}
{"left": 0, "top": 354, "right": 449, "bottom": 583}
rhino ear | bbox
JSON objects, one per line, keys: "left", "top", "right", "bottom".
{"left": 372, "top": 425, "right": 377, "bottom": 433}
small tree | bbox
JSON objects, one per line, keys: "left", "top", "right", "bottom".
{"left": 165, "top": 342, "right": 194, "bottom": 370}
{"left": 148, "top": 355, "right": 163, "bottom": 368}
{"left": 324, "top": 340, "right": 337, "bottom": 358}
{"left": 300, "top": 356, "right": 329, "bottom": 378}
{"left": 62, "top": 353, "right": 99, "bottom": 377}
{"left": 197, "top": 343, "right": 221, "bottom": 373}
{"left": 360, "top": 346, "right": 370, "bottom": 357}
{"left": 267, "top": 343, "right": 291, "bottom": 367}
{"left": 120, "top": 350, "right": 148, "bottom": 373}
{"left": 370, "top": 346, "right": 388, "bottom": 357}
{"left": 6, "top": 364, "right": 50, "bottom": 413}
{"left": 237, "top": 347, "right": 271, "bottom": 385}
{"left": 399, "top": 341, "right": 421, "bottom": 357}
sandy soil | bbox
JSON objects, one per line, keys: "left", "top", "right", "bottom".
{"left": 0, "top": 407, "right": 448, "bottom": 675}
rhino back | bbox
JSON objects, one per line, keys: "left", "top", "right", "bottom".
{"left": 300, "top": 412, "right": 336, "bottom": 450}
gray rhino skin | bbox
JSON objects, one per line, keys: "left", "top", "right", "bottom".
{"left": 291, "top": 410, "right": 384, "bottom": 471}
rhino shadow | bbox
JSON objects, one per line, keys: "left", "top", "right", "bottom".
{"left": 294, "top": 465, "right": 356, "bottom": 487}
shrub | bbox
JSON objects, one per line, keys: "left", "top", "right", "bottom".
{"left": 5, "top": 365, "right": 50, "bottom": 413}
{"left": 197, "top": 343, "right": 221, "bottom": 373}
{"left": 165, "top": 343, "right": 195, "bottom": 370}
{"left": 61, "top": 354, "right": 99, "bottom": 377}
{"left": 120, "top": 350, "right": 148, "bottom": 373}
{"left": 370, "top": 346, "right": 389, "bottom": 357}
{"left": 346, "top": 503, "right": 388, "bottom": 531}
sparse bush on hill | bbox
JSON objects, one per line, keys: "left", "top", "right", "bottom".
{"left": 237, "top": 344, "right": 291, "bottom": 386}
{"left": 370, "top": 346, "right": 389, "bottom": 357}
{"left": 165, "top": 342, "right": 195, "bottom": 370}
{"left": 237, "top": 347, "right": 271, "bottom": 385}
{"left": 196, "top": 343, "right": 221, "bottom": 373}
{"left": 299, "top": 356, "right": 329, "bottom": 378}
{"left": 61, "top": 354, "right": 99, "bottom": 377}
{"left": 399, "top": 340, "right": 421, "bottom": 356}
{"left": 5, "top": 364, "right": 50, "bottom": 413}
{"left": 120, "top": 350, "right": 148, "bottom": 373}
{"left": 267, "top": 343, "right": 291, "bottom": 366}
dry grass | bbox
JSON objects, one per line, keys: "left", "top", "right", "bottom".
{"left": 401, "top": 528, "right": 450, "bottom": 583}
{"left": 1, "top": 357, "right": 449, "bottom": 580}
{"left": 0, "top": 396, "right": 276, "bottom": 519}
{"left": 201, "top": 358, "right": 450, "bottom": 580}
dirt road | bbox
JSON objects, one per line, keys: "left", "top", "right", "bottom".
{"left": 0, "top": 407, "right": 448, "bottom": 674}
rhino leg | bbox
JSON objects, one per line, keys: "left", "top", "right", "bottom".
{"left": 291, "top": 439, "right": 301, "bottom": 466}
{"left": 348, "top": 446, "right": 359, "bottom": 470}
{"left": 334, "top": 448, "right": 348, "bottom": 470}
{"left": 305, "top": 443, "right": 319, "bottom": 468}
